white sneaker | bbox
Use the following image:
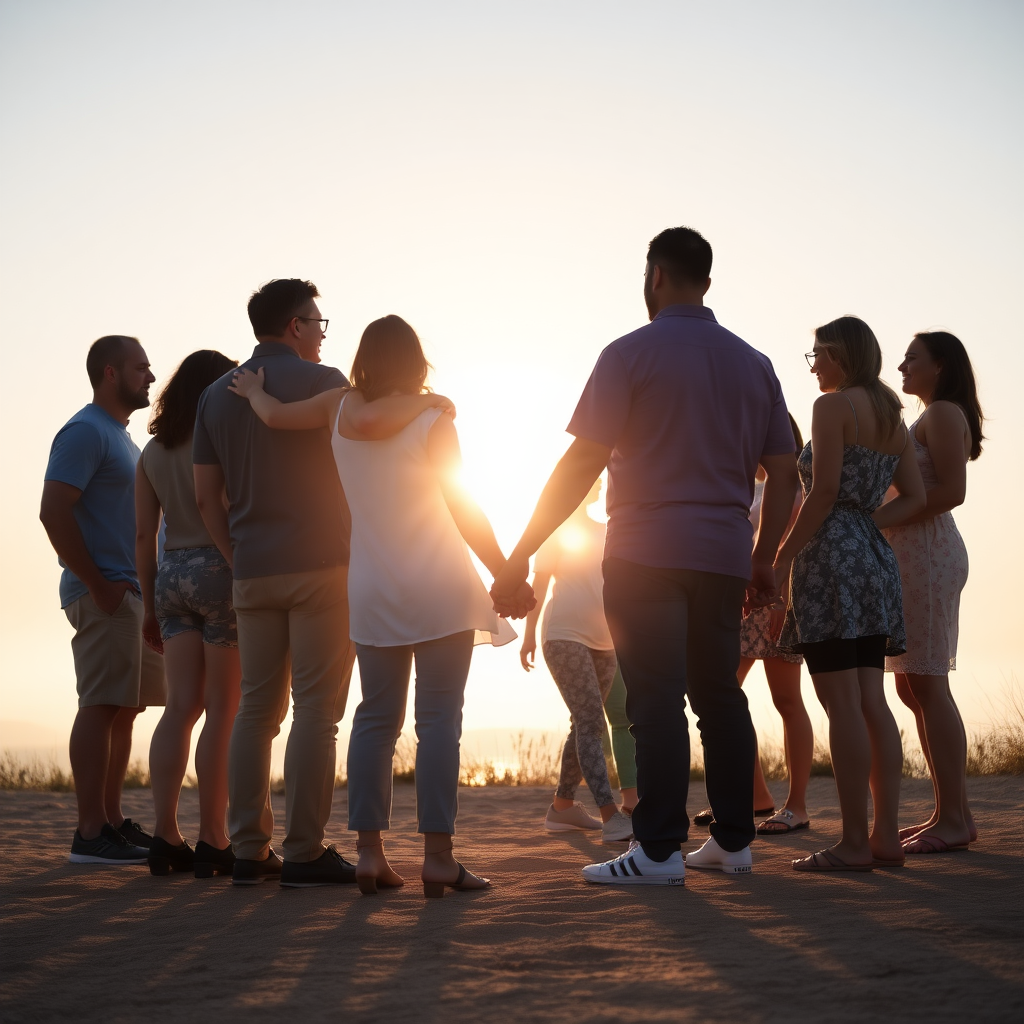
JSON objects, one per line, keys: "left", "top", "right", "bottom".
{"left": 582, "top": 841, "right": 685, "bottom": 885}
{"left": 601, "top": 810, "right": 634, "bottom": 843}
{"left": 544, "top": 802, "right": 602, "bottom": 831}
{"left": 684, "top": 836, "right": 753, "bottom": 874}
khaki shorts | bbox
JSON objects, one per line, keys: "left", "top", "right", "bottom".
{"left": 64, "top": 591, "right": 166, "bottom": 708}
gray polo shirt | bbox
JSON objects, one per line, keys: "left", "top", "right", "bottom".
{"left": 193, "top": 342, "right": 350, "bottom": 579}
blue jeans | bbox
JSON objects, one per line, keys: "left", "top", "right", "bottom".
{"left": 603, "top": 558, "right": 756, "bottom": 856}
{"left": 347, "top": 631, "right": 474, "bottom": 834}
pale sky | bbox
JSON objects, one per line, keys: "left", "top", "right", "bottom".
{"left": 1, "top": 1, "right": 1021, "bottom": 765}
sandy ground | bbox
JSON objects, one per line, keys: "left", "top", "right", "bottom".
{"left": 1, "top": 776, "right": 1022, "bottom": 1023}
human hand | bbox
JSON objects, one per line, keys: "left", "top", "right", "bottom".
{"left": 490, "top": 554, "right": 532, "bottom": 618}
{"left": 91, "top": 578, "right": 133, "bottom": 616}
{"left": 142, "top": 610, "right": 164, "bottom": 654}
{"left": 428, "top": 393, "right": 457, "bottom": 419}
{"left": 743, "top": 562, "right": 778, "bottom": 615}
{"left": 520, "top": 635, "right": 537, "bottom": 671}
{"left": 228, "top": 366, "right": 265, "bottom": 398}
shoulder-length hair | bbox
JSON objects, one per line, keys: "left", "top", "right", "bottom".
{"left": 149, "top": 350, "right": 239, "bottom": 449}
{"left": 915, "top": 331, "right": 985, "bottom": 461}
{"left": 815, "top": 316, "right": 903, "bottom": 440}
{"left": 350, "top": 315, "right": 431, "bottom": 402}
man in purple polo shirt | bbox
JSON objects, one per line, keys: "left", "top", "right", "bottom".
{"left": 492, "top": 227, "right": 799, "bottom": 884}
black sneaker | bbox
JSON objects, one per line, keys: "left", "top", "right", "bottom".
{"left": 148, "top": 836, "right": 195, "bottom": 876}
{"left": 69, "top": 824, "right": 148, "bottom": 865}
{"left": 280, "top": 845, "right": 357, "bottom": 888}
{"left": 232, "top": 848, "right": 283, "bottom": 886}
{"left": 117, "top": 818, "right": 153, "bottom": 849}
{"left": 194, "top": 841, "right": 235, "bottom": 879}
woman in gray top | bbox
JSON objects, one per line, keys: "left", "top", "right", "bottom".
{"left": 136, "top": 350, "right": 240, "bottom": 878}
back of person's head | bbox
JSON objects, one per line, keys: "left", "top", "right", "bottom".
{"left": 247, "top": 279, "right": 320, "bottom": 338}
{"left": 350, "top": 315, "right": 431, "bottom": 403}
{"left": 815, "top": 316, "right": 903, "bottom": 439}
{"left": 646, "top": 227, "right": 713, "bottom": 286}
{"left": 149, "top": 350, "right": 239, "bottom": 448}
{"left": 787, "top": 412, "right": 804, "bottom": 451}
{"left": 915, "top": 330, "right": 985, "bottom": 460}
{"left": 86, "top": 335, "right": 138, "bottom": 388}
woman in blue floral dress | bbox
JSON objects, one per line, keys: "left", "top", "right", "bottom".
{"left": 776, "top": 317, "right": 925, "bottom": 872}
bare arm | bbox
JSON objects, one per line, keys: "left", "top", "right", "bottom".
{"left": 491, "top": 437, "right": 611, "bottom": 611}
{"left": 747, "top": 452, "right": 800, "bottom": 608}
{"left": 871, "top": 440, "right": 927, "bottom": 529}
{"left": 520, "top": 571, "right": 552, "bottom": 671}
{"left": 40, "top": 480, "right": 132, "bottom": 614}
{"left": 874, "top": 402, "right": 964, "bottom": 528}
{"left": 775, "top": 394, "right": 847, "bottom": 567}
{"left": 134, "top": 461, "right": 164, "bottom": 652}
{"left": 342, "top": 388, "right": 457, "bottom": 440}
{"left": 427, "top": 413, "right": 506, "bottom": 577}
{"left": 193, "top": 463, "right": 233, "bottom": 568}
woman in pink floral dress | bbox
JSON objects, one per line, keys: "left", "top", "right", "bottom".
{"left": 880, "top": 331, "right": 984, "bottom": 854}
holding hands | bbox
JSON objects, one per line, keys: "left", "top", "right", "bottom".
{"left": 491, "top": 554, "right": 536, "bottom": 620}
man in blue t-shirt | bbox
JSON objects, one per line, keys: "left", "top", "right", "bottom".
{"left": 492, "top": 227, "right": 800, "bottom": 885}
{"left": 41, "top": 335, "right": 166, "bottom": 865}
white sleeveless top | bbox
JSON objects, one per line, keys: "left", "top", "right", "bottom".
{"left": 331, "top": 401, "right": 515, "bottom": 648}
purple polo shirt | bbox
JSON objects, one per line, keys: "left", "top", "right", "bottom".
{"left": 567, "top": 305, "right": 794, "bottom": 579}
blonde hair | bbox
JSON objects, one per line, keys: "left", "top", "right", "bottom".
{"left": 815, "top": 316, "right": 902, "bottom": 440}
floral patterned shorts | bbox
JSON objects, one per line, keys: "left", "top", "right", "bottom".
{"left": 155, "top": 547, "right": 237, "bottom": 648}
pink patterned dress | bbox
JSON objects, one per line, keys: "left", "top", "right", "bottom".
{"left": 883, "top": 415, "right": 969, "bottom": 675}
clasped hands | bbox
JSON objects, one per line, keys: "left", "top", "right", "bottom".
{"left": 490, "top": 554, "right": 536, "bottom": 620}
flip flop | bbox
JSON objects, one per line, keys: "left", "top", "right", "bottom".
{"left": 756, "top": 809, "right": 810, "bottom": 835}
{"left": 902, "top": 834, "right": 970, "bottom": 855}
{"left": 792, "top": 849, "right": 873, "bottom": 873}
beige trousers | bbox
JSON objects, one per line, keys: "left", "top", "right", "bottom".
{"left": 228, "top": 566, "right": 354, "bottom": 862}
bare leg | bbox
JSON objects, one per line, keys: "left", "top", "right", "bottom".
{"left": 811, "top": 669, "right": 873, "bottom": 865}
{"left": 195, "top": 642, "right": 241, "bottom": 848}
{"left": 105, "top": 706, "right": 142, "bottom": 828}
{"left": 765, "top": 659, "right": 812, "bottom": 820}
{"left": 619, "top": 788, "right": 638, "bottom": 812}
{"left": 355, "top": 829, "right": 405, "bottom": 890}
{"left": 858, "top": 668, "right": 904, "bottom": 862}
{"left": 895, "top": 672, "right": 938, "bottom": 838}
{"left": 69, "top": 704, "right": 120, "bottom": 838}
{"left": 149, "top": 633, "right": 204, "bottom": 845}
{"left": 903, "top": 673, "right": 972, "bottom": 848}
{"left": 737, "top": 657, "right": 778, "bottom": 812}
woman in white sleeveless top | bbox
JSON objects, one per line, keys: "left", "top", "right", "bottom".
{"left": 230, "top": 315, "right": 525, "bottom": 897}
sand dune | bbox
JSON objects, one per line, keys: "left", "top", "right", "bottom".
{"left": 1, "top": 777, "right": 1022, "bottom": 1022}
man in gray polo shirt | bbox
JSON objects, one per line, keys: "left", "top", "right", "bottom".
{"left": 195, "top": 278, "right": 451, "bottom": 887}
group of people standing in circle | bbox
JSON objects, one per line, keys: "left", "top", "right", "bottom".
{"left": 43, "top": 224, "right": 984, "bottom": 891}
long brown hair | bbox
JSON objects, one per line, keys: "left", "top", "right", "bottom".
{"left": 915, "top": 331, "right": 985, "bottom": 461}
{"left": 815, "top": 316, "right": 903, "bottom": 440}
{"left": 350, "top": 315, "right": 431, "bottom": 402}
{"left": 149, "top": 349, "right": 239, "bottom": 448}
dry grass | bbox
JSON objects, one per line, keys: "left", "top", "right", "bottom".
{"left": 6, "top": 695, "right": 1024, "bottom": 791}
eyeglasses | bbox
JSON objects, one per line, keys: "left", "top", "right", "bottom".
{"left": 804, "top": 351, "right": 817, "bottom": 368}
{"left": 295, "top": 316, "right": 329, "bottom": 334}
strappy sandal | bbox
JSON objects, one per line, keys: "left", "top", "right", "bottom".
{"left": 422, "top": 861, "right": 492, "bottom": 898}
{"left": 355, "top": 839, "right": 404, "bottom": 895}
{"left": 792, "top": 849, "right": 873, "bottom": 872}
{"left": 756, "top": 809, "right": 810, "bottom": 835}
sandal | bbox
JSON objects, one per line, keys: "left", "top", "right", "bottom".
{"left": 694, "top": 805, "right": 774, "bottom": 827}
{"left": 422, "top": 861, "right": 491, "bottom": 899}
{"left": 902, "top": 834, "right": 969, "bottom": 855}
{"left": 792, "top": 849, "right": 873, "bottom": 872}
{"left": 355, "top": 839, "right": 404, "bottom": 895}
{"left": 756, "top": 809, "right": 810, "bottom": 835}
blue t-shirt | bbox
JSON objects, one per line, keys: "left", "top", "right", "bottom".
{"left": 567, "top": 305, "right": 795, "bottom": 579}
{"left": 44, "top": 404, "right": 142, "bottom": 607}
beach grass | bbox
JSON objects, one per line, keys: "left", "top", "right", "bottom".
{"left": 5, "top": 715, "right": 1023, "bottom": 792}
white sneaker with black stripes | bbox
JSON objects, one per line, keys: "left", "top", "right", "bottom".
{"left": 581, "top": 840, "right": 685, "bottom": 885}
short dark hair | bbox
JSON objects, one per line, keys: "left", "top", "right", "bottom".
{"left": 148, "top": 349, "right": 239, "bottom": 449}
{"left": 646, "top": 227, "right": 713, "bottom": 286}
{"left": 350, "top": 315, "right": 431, "bottom": 402}
{"left": 247, "top": 279, "right": 320, "bottom": 337}
{"left": 86, "top": 335, "right": 137, "bottom": 388}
